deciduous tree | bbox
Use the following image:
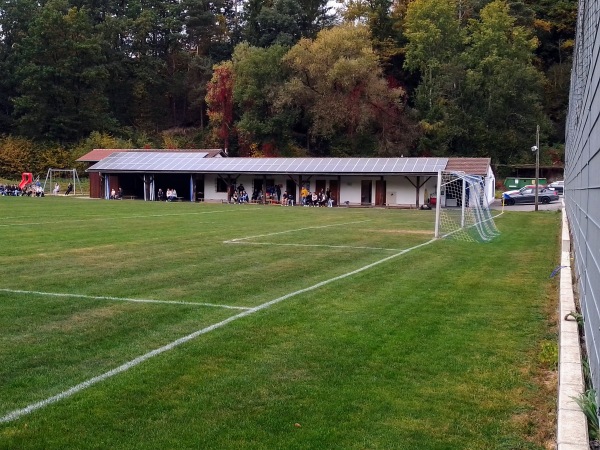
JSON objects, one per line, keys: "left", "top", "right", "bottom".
{"left": 205, "top": 61, "right": 235, "bottom": 151}
{"left": 280, "top": 24, "right": 415, "bottom": 155}
{"left": 232, "top": 43, "right": 295, "bottom": 155}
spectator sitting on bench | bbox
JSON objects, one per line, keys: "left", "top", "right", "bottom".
{"left": 157, "top": 188, "right": 164, "bottom": 201}
{"left": 167, "top": 188, "right": 177, "bottom": 201}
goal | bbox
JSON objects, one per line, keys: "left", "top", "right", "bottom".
{"left": 435, "top": 171, "right": 499, "bottom": 242}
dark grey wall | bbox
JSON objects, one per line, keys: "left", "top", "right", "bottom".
{"left": 564, "top": 0, "right": 600, "bottom": 413}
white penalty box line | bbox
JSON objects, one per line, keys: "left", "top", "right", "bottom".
{"left": 0, "top": 288, "right": 251, "bottom": 311}
{"left": 0, "top": 237, "right": 437, "bottom": 424}
{"left": 223, "top": 220, "right": 406, "bottom": 251}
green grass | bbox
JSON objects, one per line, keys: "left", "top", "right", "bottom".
{"left": 0, "top": 197, "right": 560, "bottom": 449}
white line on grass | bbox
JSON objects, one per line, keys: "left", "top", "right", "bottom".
{"left": 0, "top": 237, "right": 436, "bottom": 424}
{"left": 227, "top": 242, "right": 403, "bottom": 251}
{"left": 223, "top": 220, "right": 371, "bottom": 244}
{"left": 0, "top": 210, "right": 238, "bottom": 227}
{"left": 0, "top": 288, "right": 251, "bottom": 310}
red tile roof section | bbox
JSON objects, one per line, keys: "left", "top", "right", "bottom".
{"left": 444, "top": 157, "right": 491, "bottom": 176}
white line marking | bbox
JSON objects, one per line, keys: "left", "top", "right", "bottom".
{"left": 226, "top": 241, "right": 403, "bottom": 251}
{"left": 0, "top": 289, "right": 250, "bottom": 311}
{"left": 0, "top": 210, "right": 237, "bottom": 227}
{"left": 223, "top": 220, "right": 371, "bottom": 244}
{"left": 0, "top": 238, "right": 436, "bottom": 424}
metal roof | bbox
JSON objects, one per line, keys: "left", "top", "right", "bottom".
{"left": 77, "top": 148, "right": 224, "bottom": 163}
{"left": 88, "top": 154, "right": 449, "bottom": 175}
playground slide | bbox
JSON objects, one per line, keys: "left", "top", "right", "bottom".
{"left": 19, "top": 173, "right": 33, "bottom": 189}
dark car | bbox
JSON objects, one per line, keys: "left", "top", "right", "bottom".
{"left": 502, "top": 186, "right": 559, "bottom": 205}
{"left": 548, "top": 180, "right": 564, "bottom": 194}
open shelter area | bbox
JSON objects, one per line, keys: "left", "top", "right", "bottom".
{"left": 0, "top": 197, "right": 560, "bottom": 449}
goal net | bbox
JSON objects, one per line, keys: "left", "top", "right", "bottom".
{"left": 437, "top": 171, "right": 499, "bottom": 242}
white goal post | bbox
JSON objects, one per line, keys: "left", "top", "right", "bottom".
{"left": 435, "top": 170, "right": 499, "bottom": 242}
{"left": 43, "top": 168, "right": 84, "bottom": 196}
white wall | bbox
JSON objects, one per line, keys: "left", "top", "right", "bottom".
{"left": 201, "top": 174, "right": 439, "bottom": 206}
{"left": 200, "top": 172, "right": 491, "bottom": 207}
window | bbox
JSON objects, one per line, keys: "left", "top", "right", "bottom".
{"left": 216, "top": 178, "right": 228, "bottom": 193}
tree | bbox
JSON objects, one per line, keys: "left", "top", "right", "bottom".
{"left": 280, "top": 24, "right": 415, "bottom": 155}
{"left": 241, "top": 0, "right": 334, "bottom": 48}
{"left": 403, "top": 0, "right": 465, "bottom": 153}
{"left": 11, "top": 0, "right": 115, "bottom": 142}
{"left": 403, "top": 0, "right": 464, "bottom": 114}
{"left": 460, "top": 0, "right": 549, "bottom": 162}
{"left": 206, "top": 61, "right": 235, "bottom": 151}
{"left": 232, "top": 43, "right": 296, "bottom": 155}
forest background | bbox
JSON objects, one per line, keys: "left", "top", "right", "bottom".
{"left": 0, "top": 0, "right": 575, "bottom": 178}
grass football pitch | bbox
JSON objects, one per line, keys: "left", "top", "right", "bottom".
{"left": 0, "top": 197, "right": 560, "bottom": 449}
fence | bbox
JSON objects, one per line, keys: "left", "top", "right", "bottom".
{"left": 564, "top": 0, "right": 600, "bottom": 417}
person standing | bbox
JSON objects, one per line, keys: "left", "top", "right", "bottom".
{"left": 301, "top": 185, "right": 309, "bottom": 205}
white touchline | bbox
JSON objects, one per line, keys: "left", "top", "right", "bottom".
{"left": 223, "top": 220, "right": 372, "bottom": 243}
{"left": 0, "top": 289, "right": 251, "bottom": 311}
{"left": 0, "top": 238, "right": 436, "bottom": 424}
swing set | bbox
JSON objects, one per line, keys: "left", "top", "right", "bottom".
{"left": 42, "top": 168, "right": 84, "bottom": 196}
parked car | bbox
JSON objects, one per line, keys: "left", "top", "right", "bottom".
{"left": 548, "top": 180, "right": 564, "bottom": 194}
{"left": 502, "top": 186, "right": 559, "bottom": 205}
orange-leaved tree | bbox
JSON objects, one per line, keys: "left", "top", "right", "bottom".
{"left": 205, "top": 61, "right": 235, "bottom": 152}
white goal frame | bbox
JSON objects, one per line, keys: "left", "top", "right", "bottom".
{"left": 43, "top": 168, "right": 84, "bottom": 196}
{"left": 434, "top": 170, "right": 499, "bottom": 242}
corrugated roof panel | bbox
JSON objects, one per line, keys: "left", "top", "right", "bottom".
{"left": 88, "top": 155, "right": 457, "bottom": 175}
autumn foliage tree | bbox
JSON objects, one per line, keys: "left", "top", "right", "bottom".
{"left": 280, "top": 24, "right": 417, "bottom": 155}
{"left": 205, "top": 61, "right": 235, "bottom": 152}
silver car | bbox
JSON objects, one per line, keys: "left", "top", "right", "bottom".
{"left": 502, "top": 186, "right": 560, "bottom": 205}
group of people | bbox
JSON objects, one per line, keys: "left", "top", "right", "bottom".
{"left": 225, "top": 183, "right": 334, "bottom": 207}
{"left": 300, "top": 187, "right": 334, "bottom": 207}
{"left": 157, "top": 188, "right": 178, "bottom": 201}
{"left": 1, "top": 181, "right": 73, "bottom": 197}
{"left": 53, "top": 182, "right": 73, "bottom": 195}
{"left": 110, "top": 187, "right": 123, "bottom": 199}
{"left": 1, "top": 183, "right": 58, "bottom": 197}
{"left": 0, "top": 184, "right": 23, "bottom": 196}
{"left": 23, "top": 184, "right": 45, "bottom": 197}
{"left": 231, "top": 189, "right": 250, "bottom": 203}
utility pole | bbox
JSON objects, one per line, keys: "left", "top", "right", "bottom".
{"left": 533, "top": 125, "right": 540, "bottom": 211}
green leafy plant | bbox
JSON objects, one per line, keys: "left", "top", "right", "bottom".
{"left": 573, "top": 389, "right": 600, "bottom": 440}
{"left": 565, "top": 310, "right": 584, "bottom": 328}
{"left": 539, "top": 340, "right": 558, "bottom": 369}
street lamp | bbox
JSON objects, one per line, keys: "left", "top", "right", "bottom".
{"left": 532, "top": 125, "right": 540, "bottom": 211}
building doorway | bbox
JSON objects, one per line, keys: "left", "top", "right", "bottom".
{"left": 361, "top": 180, "right": 372, "bottom": 205}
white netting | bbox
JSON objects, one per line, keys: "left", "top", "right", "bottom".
{"left": 438, "top": 171, "right": 499, "bottom": 242}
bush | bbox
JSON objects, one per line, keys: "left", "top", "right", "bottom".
{"left": 0, "top": 135, "right": 38, "bottom": 177}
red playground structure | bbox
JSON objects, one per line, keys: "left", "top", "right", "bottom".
{"left": 19, "top": 172, "right": 33, "bottom": 190}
